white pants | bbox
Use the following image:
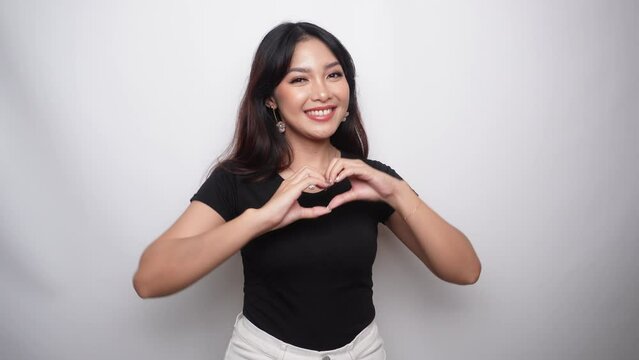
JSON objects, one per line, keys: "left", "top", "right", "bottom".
{"left": 224, "top": 313, "right": 387, "bottom": 360}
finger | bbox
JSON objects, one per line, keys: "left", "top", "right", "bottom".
{"left": 287, "top": 166, "right": 329, "bottom": 184}
{"left": 282, "top": 170, "right": 327, "bottom": 190}
{"left": 297, "top": 205, "right": 332, "bottom": 219}
{"left": 272, "top": 175, "right": 329, "bottom": 207}
{"left": 336, "top": 162, "right": 372, "bottom": 182}
{"left": 284, "top": 166, "right": 311, "bottom": 181}
{"left": 324, "top": 157, "right": 341, "bottom": 183}
{"left": 292, "top": 175, "right": 331, "bottom": 193}
{"left": 328, "top": 160, "right": 347, "bottom": 183}
{"left": 327, "top": 190, "right": 359, "bottom": 210}
{"left": 334, "top": 166, "right": 358, "bottom": 182}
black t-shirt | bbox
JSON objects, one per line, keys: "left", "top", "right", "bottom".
{"left": 190, "top": 151, "right": 403, "bottom": 350}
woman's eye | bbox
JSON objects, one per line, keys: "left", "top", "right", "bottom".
{"left": 290, "top": 77, "right": 307, "bottom": 84}
{"left": 328, "top": 72, "right": 344, "bottom": 79}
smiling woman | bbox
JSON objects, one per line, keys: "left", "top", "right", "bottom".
{"left": 133, "top": 21, "right": 481, "bottom": 360}
{"left": 266, "top": 38, "right": 351, "bottom": 156}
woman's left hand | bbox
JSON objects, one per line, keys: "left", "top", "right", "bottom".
{"left": 324, "top": 158, "right": 400, "bottom": 210}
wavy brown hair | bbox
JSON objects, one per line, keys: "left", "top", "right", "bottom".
{"left": 214, "top": 22, "right": 368, "bottom": 181}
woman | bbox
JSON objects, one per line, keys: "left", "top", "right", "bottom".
{"left": 133, "top": 22, "right": 481, "bottom": 359}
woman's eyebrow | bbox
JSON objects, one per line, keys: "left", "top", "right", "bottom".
{"left": 287, "top": 61, "right": 341, "bottom": 74}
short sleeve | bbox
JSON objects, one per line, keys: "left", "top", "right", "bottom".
{"left": 190, "top": 166, "right": 238, "bottom": 221}
{"left": 364, "top": 159, "right": 417, "bottom": 223}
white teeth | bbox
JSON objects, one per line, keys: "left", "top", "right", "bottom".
{"left": 306, "top": 108, "right": 333, "bottom": 116}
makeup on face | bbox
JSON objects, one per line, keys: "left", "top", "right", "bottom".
{"left": 273, "top": 38, "right": 350, "bottom": 134}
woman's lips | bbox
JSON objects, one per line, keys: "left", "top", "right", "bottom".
{"left": 304, "top": 107, "right": 336, "bottom": 122}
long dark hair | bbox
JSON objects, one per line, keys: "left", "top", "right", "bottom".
{"left": 215, "top": 22, "right": 369, "bottom": 181}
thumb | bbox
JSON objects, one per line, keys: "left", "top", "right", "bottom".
{"left": 297, "top": 206, "right": 333, "bottom": 219}
{"left": 327, "top": 190, "right": 358, "bottom": 210}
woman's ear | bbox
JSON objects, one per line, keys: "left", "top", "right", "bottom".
{"left": 265, "top": 97, "right": 276, "bottom": 109}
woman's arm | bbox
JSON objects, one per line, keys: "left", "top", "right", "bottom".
{"left": 132, "top": 202, "right": 272, "bottom": 298}
{"left": 133, "top": 166, "right": 332, "bottom": 298}
{"left": 323, "top": 158, "right": 481, "bottom": 285}
{"left": 383, "top": 180, "right": 481, "bottom": 285}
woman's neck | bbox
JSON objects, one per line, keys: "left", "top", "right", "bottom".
{"left": 285, "top": 139, "right": 340, "bottom": 174}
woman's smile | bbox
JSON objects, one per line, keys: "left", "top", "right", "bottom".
{"left": 304, "top": 105, "right": 337, "bottom": 122}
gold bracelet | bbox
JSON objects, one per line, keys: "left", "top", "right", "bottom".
{"left": 402, "top": 200, "right": 422, "bottom": 222}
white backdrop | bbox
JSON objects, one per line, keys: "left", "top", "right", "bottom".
{"left": 2, "top": 1, "right": 638, "bottom": 359}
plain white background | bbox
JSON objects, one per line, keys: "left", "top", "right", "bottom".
{"left": 1, "top": 1, "right": 638, "bottom": 359}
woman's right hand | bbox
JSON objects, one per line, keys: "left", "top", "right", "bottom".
{"left": 133, "top": 166, "right": 331, "bottom": 298}
{"left": 260, "top": 166, "right": 333, "bottom": 230}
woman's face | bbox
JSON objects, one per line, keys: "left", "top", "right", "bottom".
{"left": 268, "top": 37, "right": 350, "bottom": 143}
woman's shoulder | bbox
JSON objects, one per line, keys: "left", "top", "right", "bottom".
{"left": 210, "top": 160, "right": 277, "bottom": 184}
{"left": 205, "top": 162, "right": 236, "bottom": 181}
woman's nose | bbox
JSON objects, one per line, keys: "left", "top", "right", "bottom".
{"left": 311, "top": 80, "right": 330, "bottom": 102}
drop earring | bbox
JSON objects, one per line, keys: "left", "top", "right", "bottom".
{"left": 342, "top": 111, "right": 350, "bottom": 122}
{"left": 272, "top": 107, "right": 285, "bottom": 133}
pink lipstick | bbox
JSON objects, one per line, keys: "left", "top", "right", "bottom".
{"left": 304, "top": 105, "right": 337, "bottom": 122}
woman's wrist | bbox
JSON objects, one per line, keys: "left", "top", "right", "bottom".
{"left": 242, "top": 207, "right": 277, "bottom": 237}
{"left": 385, "top": 180, "right": 421, "bottom": 219}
